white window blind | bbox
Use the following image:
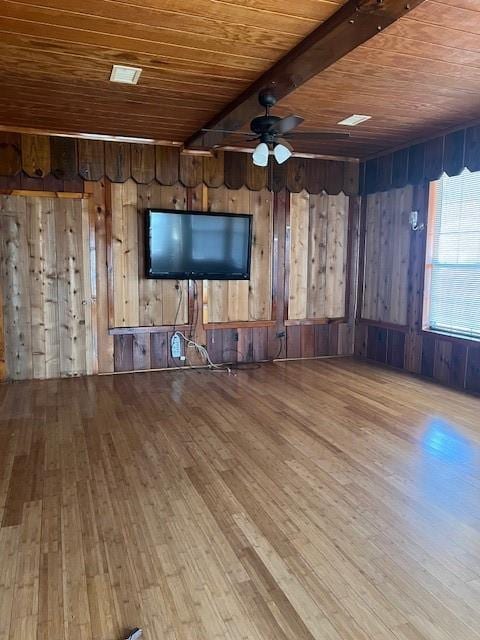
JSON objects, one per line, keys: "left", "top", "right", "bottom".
{"left": 426, "top": 169, "right": 480, "bottom": 340}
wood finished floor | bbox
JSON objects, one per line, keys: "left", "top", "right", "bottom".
{"left": 1, "top": 358, "right": 480, "bottom": 640}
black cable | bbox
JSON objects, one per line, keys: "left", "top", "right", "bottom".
{"left": 274, "top": 335, "right": 284, "bottom": 359}
{"left": 172, "top": 280, "right": 183, "bottom": 334}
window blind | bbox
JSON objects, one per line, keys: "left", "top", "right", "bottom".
{"left": 427, "top": 168, "right": 480, "bottom": 340}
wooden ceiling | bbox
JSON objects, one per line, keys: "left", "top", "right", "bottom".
{"left": 0, "top": 0, "right": 345, "bottom": 141}
{"left": 275, "top": 0, "right": 480, "bottom": 157}
{"left": 1, "top": 0, "right": 480, "bottom": 159}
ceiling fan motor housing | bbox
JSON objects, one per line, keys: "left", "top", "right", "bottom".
{"left": 250, "top": 115, "right": 282, "bottom": 139}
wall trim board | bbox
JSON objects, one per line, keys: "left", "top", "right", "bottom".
{"left": 0, "top": 189, "right": 89, "bottom": 199}
{"left": 362, "top": 122, "right": 479, "bottom": 194}
{"left": 284, "top": 317, "right": 343, "bottom": 327}
{"left": 0, "top": 132, "right": 360, "bottom": 196}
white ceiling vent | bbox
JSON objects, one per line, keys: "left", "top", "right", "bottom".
{"left": 110, "top": 65, "right": 142, "bottom": 85}
{"left": 337, "top": 114, "right": 372, "bottom": 126}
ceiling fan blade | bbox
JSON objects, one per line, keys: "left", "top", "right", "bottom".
{"left": 212, "top": 136, "right": 261, "bottom": 149}
{"left": 269, "top": 115, "right": 304, "bottom": 135}
{"left": 201, "top": 128, "right": 255, "bottom": 137}
{"left": 283, "top": 132, "right": 351, "bottom": 140}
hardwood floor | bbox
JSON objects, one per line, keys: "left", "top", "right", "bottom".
{"left": 1, "top": 358, "right": 480, "bottom": 640}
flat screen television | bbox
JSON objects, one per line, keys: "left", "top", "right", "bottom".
{"left": 145, "top": 209, "right": 252, "bottom": 280}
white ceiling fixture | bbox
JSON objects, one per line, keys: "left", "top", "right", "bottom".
{"left": 337, "top": 114, "right": 372, "bottom": 126}
{"left": 109, "top": 64, "right": 143, "bottom": 85}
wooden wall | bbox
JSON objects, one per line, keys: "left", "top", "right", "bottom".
{"left": 0, "top": 132, "right": 360, "bottom": 195}
{"left": 363, "top": 122, "right": 480, "bottom": 195}
{"left": 0, "top": 133, "right": 361, "bottom": 380}
{"left": 0, "top": 193, "right": 94, "bottom": 380}
{"left": 356, "top": 181, "right": 480, "bottom": 395}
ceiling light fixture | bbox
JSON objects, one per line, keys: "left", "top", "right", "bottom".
{"left": 273, "top": 141, "right": 293, "bottom": 164}
{"left": 110, "top": 65, "right": 143, "bottom": 85}
{"left": 252, "top": 142, "right": 269, "bottom": 167}
{"left": 337, "top": 114, "right": 371, "bottom": 126}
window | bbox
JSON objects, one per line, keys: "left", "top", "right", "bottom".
{"left": 424, "top": 169, "right": 480, "bottom": 340}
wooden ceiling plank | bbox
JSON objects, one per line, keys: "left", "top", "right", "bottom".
{"left": 13, "top": 0, "right": 319, "bottom": 45}
{"left": 0, "top": 5, "right": 287, "bottom": 63}
{"left": 185, "top": 0, "right": 426, "bottom": 149}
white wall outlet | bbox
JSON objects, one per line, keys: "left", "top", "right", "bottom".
{"left": 170, "top": 334, "right": 182, "bottom": 359}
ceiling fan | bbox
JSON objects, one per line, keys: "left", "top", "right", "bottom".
{"left": 200, "top": 90, "right": 351, "bottom": 167}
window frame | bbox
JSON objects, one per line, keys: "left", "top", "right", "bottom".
{"left": 422, "top": 175, "right": 480, "bottom": 344}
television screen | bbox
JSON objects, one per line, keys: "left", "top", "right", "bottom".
{"left": 146, "top": 209, "right": 252, "bottom": 280}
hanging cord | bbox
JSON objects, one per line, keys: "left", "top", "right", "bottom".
{"left": 173, "top": 330, "right": 232, "bottom": 374}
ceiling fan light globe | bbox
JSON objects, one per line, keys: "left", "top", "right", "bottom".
{"left": 252, "top": 142, "right": 269, "bottom": 167}
{"left": 273, "top": 143, "right": 292, "bottom": 164}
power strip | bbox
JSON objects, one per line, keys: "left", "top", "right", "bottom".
{"left": 170, "top": 333, "right": 182, "bottom": 359}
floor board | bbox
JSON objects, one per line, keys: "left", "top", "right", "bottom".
{"left": 1, "top": 358, "right": 480, "bottom": 640}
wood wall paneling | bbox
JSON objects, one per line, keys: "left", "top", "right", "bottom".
{"left": 0, "top": 193, "right": 93, "bottom": 380}
{"left": 0, "top": 132, "right": 360, "bottom": 195}
{"left": 110, "top": 179, "right": 140, "bottom": 327}
{"left": 0, "top": 133, "right": 21, "bottom": 177}
{"left": 465, "top": 125, "right": 480, "bottom": 174}
{"left": 105, "top": 142, "right": 131, "bottom": 183}
{"left": 78, "top": 139, "right": 105, "bottom": 181}
{"left": 21, "top": 134, "right": 51, "bottom": 178}
{"left": 136, "top": 181, "right": 188, "bottom": 326}
{"left": 0, "top": 130, "right": 360, "bottom": 379}
{"left": 50, "top": 137, "right": 77, "bottom": 180}
{"left": 361, "top": 186, "right": 412, "bottom": 326}
{"left": 131, "top": 144, "right": 156, "bottom": 185}
{"left": 155, "top": 146, "right": 180, "bottom": 186}
{"left": 288, "top": 191, "right": 348, "bottom": 321}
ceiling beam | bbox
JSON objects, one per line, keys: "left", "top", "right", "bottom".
{"left": 185, "top": 0, "right": 426, "bottom": 150}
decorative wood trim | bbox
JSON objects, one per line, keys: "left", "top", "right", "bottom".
{"left": 109, "top": 324, "right": 191, "bottom": 335}
{"left": 0, "top": 189, "right": 89, "bottom": 198}
{"left": 422, "top": 181, "right": 437, "bottom": 331}
{"left": 205, "top": 320, "right": 276, "bottom": 330}
{"left": 421, "top": 329, "right": 480, "bottom": 347}
{"left": 359, "top": 318, "right": 409, "bottom": 332}
{"left": 284, "top": 317, "right": 344, "bottom": 326}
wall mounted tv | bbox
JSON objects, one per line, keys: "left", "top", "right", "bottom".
{"left": 145, "top": 209, "right": 252, "bottom": 280}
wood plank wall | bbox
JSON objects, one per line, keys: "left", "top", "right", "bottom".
{"left": 363, "top": 122, "right": 480, "bottom": 194}
{"left": 356, "top": 181, "right": 480, "bottom": 395}
{"left": 0, "top": 132, "right": 360, "bottom": 195}
{"left": 0, "top": 194, "right": 94, "bottom": 380}
{"left": 288, "top": 191, "right": 349, "bottom": 320}
{"left": 0, "top": 132, "right": 361, "bottom": 380}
